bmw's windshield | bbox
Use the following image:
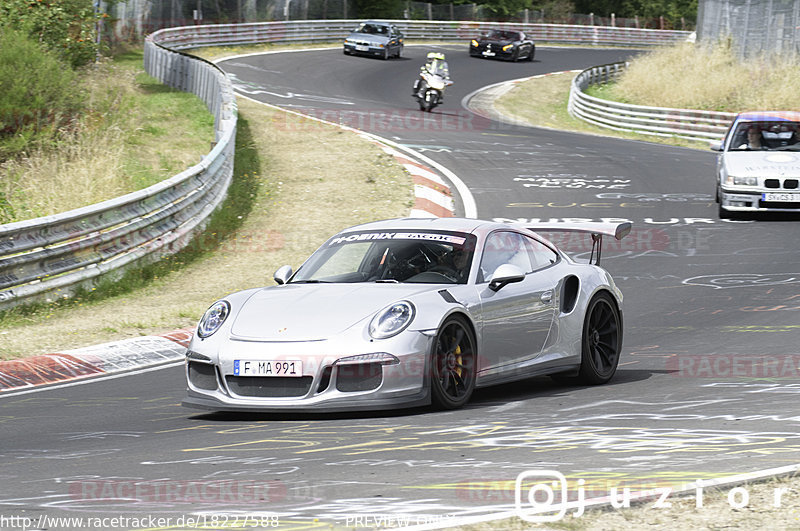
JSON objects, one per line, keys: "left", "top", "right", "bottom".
{"left": 729, "top": 121, "right": 800, "bottom": 152}
{"left": 291, "top": 231, "right": 476, "bottom": 284}
{"left": 355, "top": 23, "right": 388, "bottom": 35}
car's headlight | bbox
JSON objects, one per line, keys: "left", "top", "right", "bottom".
{"left": 471, "top": 39, "right": 479, "bottom": 46}
{"left": 733, "top": 176, "right": 758, "bottom": 186}
{"left": 369, "top": 301, "right": 415, "bottom": 339}
{"left": 197, "top": 300, "right": 231, "bottom": 338}
{"left": 502, "top": 44, "right": 513, "bottom": 51}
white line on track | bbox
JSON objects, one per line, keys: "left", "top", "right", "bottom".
{"left": 0, "top": 361, "right": 184, "bottom": 398}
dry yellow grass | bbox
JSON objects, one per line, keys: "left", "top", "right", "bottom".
{"left": 0, "top": 54, "right": 214, "bottom": 222}
{"left": 0, "top": 98, "right": 412, "bottom": 359}
{"left": 614, "top": 41, "right": 800, "bottom": 111}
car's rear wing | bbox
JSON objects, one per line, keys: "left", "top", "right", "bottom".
{"left": 515, "top": 221, "right": 632, "bottom": 265}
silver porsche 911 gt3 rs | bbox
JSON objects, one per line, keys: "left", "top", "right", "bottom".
{"left": 183, "top": 218, "right": 630, "bottom": 412}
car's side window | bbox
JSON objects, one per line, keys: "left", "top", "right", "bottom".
{"left": 478, "top": 231, "right": 533, "bottom": 283}
{"left": 522, "top": 235, "right": 559, "bottom": 270}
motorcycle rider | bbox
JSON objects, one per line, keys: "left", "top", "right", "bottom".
{"left": 413, "top": 52, "right": 451, "bottom": 101}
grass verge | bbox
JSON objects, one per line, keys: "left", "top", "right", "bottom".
{"left": 491, "top": 70, "right": 702, "bottom": 150}
{"left": 0, "top": 50, "right": 214, "bottom": 223}
{"left": 0, "top": 63, "right": 412, "bottom": 360}
{"left": 494, "top": 41, "right": 800, "bottom": 151}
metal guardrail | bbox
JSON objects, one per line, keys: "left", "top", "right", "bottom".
{"left": 0, "top": 34, "right": 237, "bottom": 310}
{"left": 154, "top": 19, "right": 690, "bottom": 50}
{"left": 568, "top": 62, "right": 736, "bottom": 142}
{"left": 0, "top": 20, "right": 688, "bottom": 310}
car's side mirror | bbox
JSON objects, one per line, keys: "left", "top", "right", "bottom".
{"left": 273, "top": 265, "right": 293, "bottom": 285}
{"left": 488, "top": 264, "right": 525, "bottom": 292}
{"left": 710, "top": 141, "right": 723, "bottom": 152}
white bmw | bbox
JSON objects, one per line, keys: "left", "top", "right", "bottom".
{"left": 713, "top": 111, "right": 800, "bottom": 217}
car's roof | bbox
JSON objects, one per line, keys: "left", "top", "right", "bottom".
{"left": 339, "top": 217, "right": 502, "bottom": 235}
{"left": 361, "top": 20, "right": 392, "bottom": 26}
{"left": 735, "top": 111, "right": 800, "bottom": 122}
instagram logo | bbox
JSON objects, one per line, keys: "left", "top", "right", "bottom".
{"left": 514, "top": 470, "right": 569, "bottom": 523}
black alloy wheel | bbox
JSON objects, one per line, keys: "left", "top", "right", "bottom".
{"left": 578, "top": 292, "right": 622, "bottom": 384}
{"left": 431, "top": 315, "right": 476, "bottom": 409}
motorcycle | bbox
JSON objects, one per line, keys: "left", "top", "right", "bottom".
{"left": 413, "top": 70, "right": 452, "bottom": 112}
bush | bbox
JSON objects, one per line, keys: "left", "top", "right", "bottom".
{"left": 0, "top": 28, "right": 84, "bottom": 160}
{"left": 0, "top": 0, "right": 99, "bottom": 68}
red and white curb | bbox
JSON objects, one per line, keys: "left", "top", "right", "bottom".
{"left": 380, "top": 145, "right": 454, "bottom": 218}
{"left": 0, "top": 329, "right": 192, "bottom": 393}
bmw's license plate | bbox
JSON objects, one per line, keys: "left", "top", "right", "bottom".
{"left": 234, "top": 360, "right": 302, "bottom": 377}
{"left": 762, "top": 192, "right": 800, "bottom": 202}
{"left": 482, "top": 50, "right": 495, "bottom": 56}
{"left": 355, "top": 45, "right": 369, "bottom": 52}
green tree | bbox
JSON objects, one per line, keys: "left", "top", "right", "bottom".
{"left": 352, "top": 0, "right": 406, "bottom": 18}
{"left": 0, "top": 0, "right": 101, "bottom": 68}
{"left": 0, "top": 28, "right": 84, "bottom": 159}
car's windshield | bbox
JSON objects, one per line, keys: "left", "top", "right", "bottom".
{"left": 355, "top": 23, "right": 388, "bottom": 35}
{"left": 729, "top": 121, "right": 800, "bottom": 152}
{"left": 487, "top": 30, "right": 519, "bottom": 40}
{"left": 291, "top": 231, "right": 476, "bottom": 284}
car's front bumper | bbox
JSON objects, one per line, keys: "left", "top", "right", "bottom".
{"left": 720, "top": 188, "right": 800, "bottom": 212}
{"left": 343, "top": 43, "right": 389, "bottom": 57}
{"left": 183, "top": 332, "right": 433, "bottom": 412}
{"left": 470, "top": 44, "right": 516, "bottom": 59}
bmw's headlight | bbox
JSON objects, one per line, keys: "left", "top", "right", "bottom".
{"left": 733, "top": 175, "right": 758, "bottom": 186}
{"left": 369, "top": 301, "right": 415, "bottom": 339}
{"left": 197, "top": 300, "right": 231, "bottom": 338}
{"left": 471, "top": 39, "right": 479, "bottom": 46}
{"left": 502, "top": 44, "right": 513, "bottom": 51}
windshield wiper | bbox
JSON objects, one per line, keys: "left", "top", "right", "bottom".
{"left": 374, "top": 279, "right": 400, "bottom": 283}
{"left": 289, "top": 279, "right": 330, "bottom": 284}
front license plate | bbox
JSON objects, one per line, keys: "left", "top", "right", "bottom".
{"left": 355, "top": 45, "right": 369, "bottom": 52}
{"left": 762, "top": 192, "right": 800, "bottom": 202}
{"left": 482, "top": 51, "right": 495, "bottom": 56}
{"left": 234, "top": 360, "right": 303, "bottom": 377}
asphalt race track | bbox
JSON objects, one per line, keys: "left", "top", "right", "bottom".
{"left": 2, "top": 44, "right": 800, "bottom": 529}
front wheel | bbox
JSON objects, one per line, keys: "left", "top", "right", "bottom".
{"left": 422, "top": 90, "right": 436, "bottom": 112}
{"left": 430, "top": 315, "right": 476, "bottom": 409}
{"left": 578, "top": 292, "right": 621, "bottom": 384}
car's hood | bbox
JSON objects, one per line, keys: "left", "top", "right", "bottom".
{"left": 347, "top": 32, "right": 389, "bottom": 44}
{"left": 230, "top": 283, "right": 435, "bottom": 341}
{"left": 723, "top": 151, "right": 800, "bottom": 177}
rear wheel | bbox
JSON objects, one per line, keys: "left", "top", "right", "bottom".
{"left": 577, "top": 292, "right": 621, "bottom": 384}
{"left": 526, "top": 45, "right": 535, "bottom": 61}
{"left": 430, "top": 315, "right": 476, "bottom": 409}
